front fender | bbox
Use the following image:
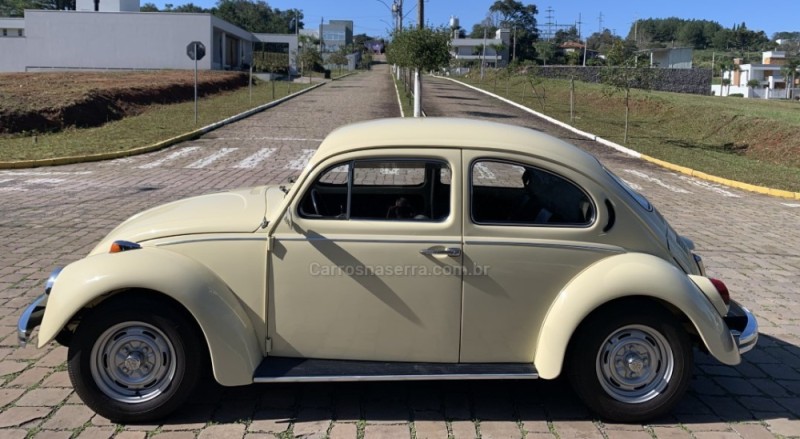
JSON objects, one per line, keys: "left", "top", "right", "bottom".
{"left": 39, "top": 248, "right": 262, "bottom": 386}
{"left": 534, "top": 253, "right": 739, "bottom": 379}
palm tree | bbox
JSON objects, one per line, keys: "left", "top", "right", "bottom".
{"left": 780, "top": 59, "right": 799, "bottom": 99}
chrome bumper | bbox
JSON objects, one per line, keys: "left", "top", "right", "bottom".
{"left": 725, "top": 300, "right": 758, "bottom": 355}
{"left": 18, "top": 294, "right": 47, "bottom": 347}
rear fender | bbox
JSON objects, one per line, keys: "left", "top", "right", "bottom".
{"left": 534, "top": 253, "right": 739, "bottom": 379}
{"left": 39, "top": 248, "right": 262, "bottom": 386}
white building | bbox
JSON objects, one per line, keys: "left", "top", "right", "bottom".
{"left": 644, "top": 48, "right": 693, "bottom": 69}
{"left": 712, "top": 51, "right": 799, "bottom": 99}
{"left": 0, "top": 0, "right": 300, "bottom": 74}
{"left": 450, "top": 28, "right": 511, "bottom": 68}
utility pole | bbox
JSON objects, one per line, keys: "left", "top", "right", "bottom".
{"left": 413, "top": 0, "right": 423, "bottom": 117}
{"left": 598, "top": 12, "right": 604, "bottom": 32}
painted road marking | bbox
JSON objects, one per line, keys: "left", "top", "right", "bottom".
{"left": 235, "top": 148, "right": 276, "bottom": 169}
{"left": 679, "top": 176, "right": 740, "bottom": 198}
{"left": 209, "top": 136, "right": 323, "bottom": 142}
{"left": 0, "top": 171, "right": 92, "bottom": 176}
{"left": 24, "top": 178, "right": 65, "bottom": 185}
{"left": 621, "top": 179, "right": 643, "bottom": 191}
{"left": 138, "top": 147, "right": 200, "bottom": 169}
{"left": 286, "top": 149, "right": 316, "bottom": 170}
{"left": 0, "top": 179, "right": 13, "bottom": 185}
{"left": 0, "top": 187, "right": 27, "bottom": 192}
{"left": 186, "top": 148, "right": 238, "bottom": 169}
{"left": 624, "top": 170, "right": 691, "bottom": 194}
{"left": 782, "top": 203, "right": 800, "bottom": 208}
{"left": 475, "top": 163, "right": 496, "bottom": 180}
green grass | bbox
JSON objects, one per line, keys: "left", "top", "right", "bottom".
{"left": 0, "top": 80, "right": 310, "bottom": 162}
{"left": 394, "top": 76, "right": 414, "bottom": 117}
{"left": 460, "top": 71, "right": 800, "bottom": 192}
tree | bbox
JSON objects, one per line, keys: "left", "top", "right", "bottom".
{"left": 780, "top": 58, "right": 799, "bottom": 99}
{"left": 298, "top": 46, "right": 322, "bottom": 76}
{"left": 587, "top": 29, "right": 621, "bottom": 55}
{"left": 211, "top": 0, "right": 299, "bottom": 33}
{"left": 554, "top": 26, "right": 579, "bottom": 44}
{"left": 173, "top": 3, "right": 207, "bottom": 12}
{"left": 601, "top": 41, "right": 657, "bottom": 144}
{"left": 1, "top": 0, "right": 76, "bottom": 16}
{"left": 533, "top": 41, "right": 556, "bottom": 65}
{"left": 328, "top": 51, "right": 349, "bottom": 74}
{"left": 140, "top": 2, "right": 159, "bottom": 12}
{"left": 746, "top": 79, "right": 760, "bottom": 97}
{"left": 386, "top": 26, "right": 451, "bottom": 116}
{"left": 488, "top": 0, "right": 538, "bottom": 61}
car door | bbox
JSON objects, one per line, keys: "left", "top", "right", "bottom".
{"left": 268, "top": 149, "right": 463, "bottom": 363}
{"left": 460, "top": 151, "right": 621, "bottom": 363}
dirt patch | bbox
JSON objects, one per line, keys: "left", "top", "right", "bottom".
{"left": 0, "top": 71, "right": 248, "bottom": 135}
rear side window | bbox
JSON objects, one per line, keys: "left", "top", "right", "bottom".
{"left": 471, "top": 160, "right": 594, "bottom": 226}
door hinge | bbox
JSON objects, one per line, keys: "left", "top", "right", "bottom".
{"left": 265, "top": 337, "right": 273, "bottom": 353}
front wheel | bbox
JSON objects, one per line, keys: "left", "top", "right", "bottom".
{"left": 567, "top": 306, "right": 693, "bottom": 423}
{"left": 67, "top": 297, "right": 205, "bottom": 423}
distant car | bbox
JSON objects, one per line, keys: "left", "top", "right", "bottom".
{"left": 19, "top": 118, "right": 757, "bottom": 423}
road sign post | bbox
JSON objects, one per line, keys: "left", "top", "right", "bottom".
{"left": 187, "top": 41, "right": 206, "bottom": 124}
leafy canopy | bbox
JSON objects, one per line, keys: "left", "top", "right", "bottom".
{"left": 386, "top": 26, "right": 451, "bottom": 71}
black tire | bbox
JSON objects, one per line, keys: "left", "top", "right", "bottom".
{"left": 567, "top": 305, "right": 693, "bottom": 423}
{"left": 67, "top": 297, "right": 205, "bottom": 423}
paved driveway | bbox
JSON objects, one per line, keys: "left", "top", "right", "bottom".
{"left": 0, "top": 66, "right": 798, "bottom": 438}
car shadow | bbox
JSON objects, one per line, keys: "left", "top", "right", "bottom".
{"left": 155, "top": 334, "right": 798, "bottom": 430}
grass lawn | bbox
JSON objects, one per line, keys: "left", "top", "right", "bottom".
{"left": 0, "top": 80, "right": 310, "bottom": 162}
{"left": 460, "top": 72, "right": 800, "bottom": 192}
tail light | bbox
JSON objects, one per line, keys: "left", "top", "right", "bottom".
{"left": 710, "top": 278, "right": 730, "bottom": 305}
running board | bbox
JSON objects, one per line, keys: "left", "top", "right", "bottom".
{"left": 253, "top": 357, "right": 539, "bottom": 383}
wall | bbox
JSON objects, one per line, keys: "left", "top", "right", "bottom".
{"left": 23, "top": 11, "right": 214, "bottom": 71}
{"left": 0, "top": 38, "right": 28, "bottom": 71}
{"left": 534, "top": 66, "right": 712, "bottom": 95}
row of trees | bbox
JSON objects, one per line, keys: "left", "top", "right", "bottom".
{"left": 626, "top": 18, "right": 771, "bottom": 52}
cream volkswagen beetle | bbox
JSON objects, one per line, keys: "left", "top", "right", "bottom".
{"left": 19, "top": 118, "right": 757, "bottom": 423}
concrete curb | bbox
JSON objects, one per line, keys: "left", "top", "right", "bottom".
{"left": 0, "top": 81, "right": 327, "bottom": 170}
{"left": 439, "top": 76, "right": 800, "bottom": 201}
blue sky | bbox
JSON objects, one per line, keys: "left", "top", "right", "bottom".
{"left": 151, "top": 1, "right": 793, "bottom": 39}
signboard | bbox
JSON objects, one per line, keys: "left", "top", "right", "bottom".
{"left": 187, "top": 41, "right": 206, "bottom": 61}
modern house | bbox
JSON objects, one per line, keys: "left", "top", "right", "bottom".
{"left": 450, "top": 28, "right": 511, "bottom": 68}
{"left": 643, "top": 47, "right": 693, "bottom": 69}
{"left": 0, "top": 0, "right": 304, "bottom": 75}
{"left": 713, "top": 51, "right": 800, "bottom": 99}
{"left": 320, "top": 20, "right": 353, "bottom": 53}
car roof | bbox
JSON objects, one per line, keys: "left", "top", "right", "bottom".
{"left": 314, "top": 117, "right": 601, "bottom": 172}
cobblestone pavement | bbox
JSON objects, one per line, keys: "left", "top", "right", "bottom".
{"left": 0, "top": 64, "right": 798, "bottom": 438}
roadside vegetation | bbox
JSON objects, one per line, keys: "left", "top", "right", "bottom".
{"left": 0, "top": 79, "right": 310, "bottom": 162}
{"left": 458, "top": 70, "right": 800, "bottom": 192}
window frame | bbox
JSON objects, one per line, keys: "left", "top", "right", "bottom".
{"left": 468, "top": 157, "right": 597, "bottom": 228}
{"left": 298, "top": 157, "right": 452, "bottom": 223}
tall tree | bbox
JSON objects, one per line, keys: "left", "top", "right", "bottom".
{"left": 601, "top": 40, "right": 656, "bottom": 144}
{"left": 488, "top": 0, "right": 538, "bottom": 61}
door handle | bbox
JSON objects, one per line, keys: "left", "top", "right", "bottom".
{"left": 420, "top": 247, "right": 462, "bottom": 257}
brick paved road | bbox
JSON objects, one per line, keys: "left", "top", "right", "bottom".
{"left": 1, "top": 65, "right": 798, "bottom": 438}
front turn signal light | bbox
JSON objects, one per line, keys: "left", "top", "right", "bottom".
{"left": 110, "top": 240, "right": 142, "bottom": 253}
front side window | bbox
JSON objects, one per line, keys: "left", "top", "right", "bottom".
{"left": 300, "top": 159, "right": 450, "bottom": 221}
{"left": 471, "top": 160, "right": 594, "bottom": 226}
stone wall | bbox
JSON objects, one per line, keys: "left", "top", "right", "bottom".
{"left": 535, "top": 66, "right": 711, "bottom": 95}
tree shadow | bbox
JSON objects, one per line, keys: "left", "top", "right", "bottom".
{"left": 463, "top": 111, "right": 517, "bottom": 119}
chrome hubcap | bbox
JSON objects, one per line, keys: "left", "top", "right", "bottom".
{"left": 90, "top": 322, "right": 176, "bottom": 404}
{"left": 596, "top": 324, "right": 674, "bottom": 404}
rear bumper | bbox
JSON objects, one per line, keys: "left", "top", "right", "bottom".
{"left": 725, "top": 300, "right": 758, "bottom": 355}
{"left": 18, "top": 294, "right": 47, "bottom": 347}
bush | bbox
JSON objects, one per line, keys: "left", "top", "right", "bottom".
{"left": 729, "top": 93, "right": 744, "bottom": 97}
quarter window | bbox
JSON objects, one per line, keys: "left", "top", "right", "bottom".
{"left": 300, "top": 159, "right": 451, "bottom": 221}
{"left": 471, "top": 160, "right": 594, "bottom": 226}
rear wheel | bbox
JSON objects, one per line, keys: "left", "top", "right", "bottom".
{"left": 567, "top": 306, "right": 693, "bottom": 422}
{"left": 67, "top": 297, "right": 204, "bottom": 423}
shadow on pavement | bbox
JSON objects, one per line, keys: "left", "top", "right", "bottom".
{"left": 153, "top": 334, "right": 798, "bottom": 429}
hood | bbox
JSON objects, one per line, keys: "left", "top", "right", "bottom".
{"left": 89, "top": 186, "right": 267, "bottom": 255}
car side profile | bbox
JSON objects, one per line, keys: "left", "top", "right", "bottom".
{"left": 19, "top": 117, "right": 757, "bottom": 423}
